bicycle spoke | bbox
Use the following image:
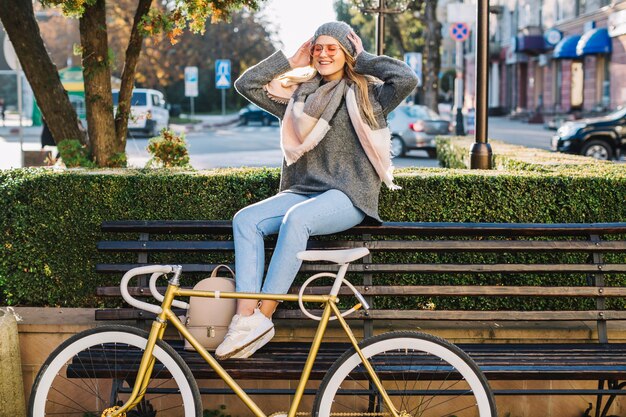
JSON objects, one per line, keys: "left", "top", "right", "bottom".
{"left": 30, "top": 326, "right": 200, "bottom": 417}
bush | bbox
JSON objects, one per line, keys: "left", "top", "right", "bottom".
{"left": 57, "top": 140, "right": 96, "bottom": 168}
{"left": 146, "top": 130, "right": 191, "bottom": 168}
{"left": 435, "top": 136, "right": 620, "bottom": 173}
{"left": 0, "top": 166, "right": 625, "bottom": 308}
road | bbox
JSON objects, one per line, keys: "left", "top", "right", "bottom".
{"left": 487, "top": 117, "right": 553, "bottom": 150}
{"left": 126, "top": 116, "right": 556, "bottom": 169}
{"left": 0, "top": 114, "right": 620, "bottom": 170}
{"left": 125, "top": 123, "right": 441, "bottom": 169}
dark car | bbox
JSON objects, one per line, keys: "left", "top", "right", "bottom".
{"left": 551, "top": 106, "right": 626, "bottom": 160}
{"left": 238, "top": 104, "right": 279, "bottom": 126}
{"left": 387, "top": 105, "right": 451, "bottom": 158}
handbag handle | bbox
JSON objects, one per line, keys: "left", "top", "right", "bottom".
{"left": 210, "top": 264, "right": 235, "bottom": 279}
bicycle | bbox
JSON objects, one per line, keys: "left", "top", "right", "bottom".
{"left": 29, "top": 247, "right": 497, "bottom": 417}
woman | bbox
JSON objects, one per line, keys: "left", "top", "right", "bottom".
{"left": 215, "top": 21, "right": 418, "bottom": 360}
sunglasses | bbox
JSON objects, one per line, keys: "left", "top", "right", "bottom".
{"left": 310, "top": 44, "right": 341, "bottom": 57}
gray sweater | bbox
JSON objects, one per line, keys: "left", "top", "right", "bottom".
{"left": 234, "top": 50, "right": 418, "bottom": 224}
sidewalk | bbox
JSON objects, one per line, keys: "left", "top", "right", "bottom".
{"left": 0, "top": 115, "right": 43, "bottom": 169}
{"left": 0, "top": 113, "right": 238, "bottom": 169}
{"left": 169, "top": 113, "right": 239, "bottom": 133}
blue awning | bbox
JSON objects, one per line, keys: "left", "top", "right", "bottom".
{"left": 553, "top": 35, "right": 581, "bottom": 59}
{"left": 577, "top": 27, "right": 612, "bottom": 55}
{"left": 516, "top": 35, "right": 547, "bottom": 55}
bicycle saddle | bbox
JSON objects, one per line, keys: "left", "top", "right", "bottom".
{"left": 297, "top": 247, "right": 370, "bottom": 264}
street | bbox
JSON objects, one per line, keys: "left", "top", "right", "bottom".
{"left": 125, "top": 115, "right": 555, "bottom": 169}
{"left": 0, "top": 114, "right": 619, "bottom": 170}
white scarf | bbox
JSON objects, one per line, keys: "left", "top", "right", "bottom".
{"left": 264, "top": 75, "right": 400, "bottom": 190}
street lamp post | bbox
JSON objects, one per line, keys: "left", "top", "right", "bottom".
{"left": 354, "top": 0, "right": 411, "bottom": 55}
{"left": 469, "top": 0, "right": 492, "bottom": 169}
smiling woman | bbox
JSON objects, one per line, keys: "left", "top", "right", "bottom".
{"left": 214, "top": 20, "right": 419, "bottom": 360}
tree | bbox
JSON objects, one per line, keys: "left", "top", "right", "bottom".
{"left": 333, "top": 0, "right": 441, "bottom": 112}
{"left": 421, "top": 0, "right": 442, "bottom": 111}
{"left": 0, "top": 0, "right": 261, "bottom": 167}
{"left": 0, "top": 0, "right": 87, "bottom": 146}
{"left": 106, "top": 3, "right": 276, "bottom": 113}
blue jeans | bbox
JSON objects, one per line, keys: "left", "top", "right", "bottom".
{"left": 233, "top": 189, "right": 365, "bottom": 294}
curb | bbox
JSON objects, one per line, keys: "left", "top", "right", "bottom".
{"left": 170, "top": 116, "right": 239, "bottom": 134}
{"left": 202, "top": 116, "right": 240, "bottom": 129}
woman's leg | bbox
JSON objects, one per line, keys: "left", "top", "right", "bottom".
{"left": 232, "top": 191, "right": 309, "bottom": 315}
{"left": 261, "top": 189, "right": 365, "bottom": 301}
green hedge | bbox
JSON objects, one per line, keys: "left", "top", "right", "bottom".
{"left": 1, "top": 165, "right": 625, "bottom": 309}
{"left": 435, "top": 135, "right": 621, "bottom": 173}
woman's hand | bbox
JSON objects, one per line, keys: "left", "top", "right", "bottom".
{"left": 348, "top": 31, "right": 364, "bottom": 57}
{"left": 288, "top": 38, "right": 314, "bottom": 69}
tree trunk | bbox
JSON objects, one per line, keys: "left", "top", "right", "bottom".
{"left": 114, "top": 0, "right": 152, "bottom": 150}
{"left": 79, "top": 0, "right": 117, "bottom": 166}
{"left": 0, "top": 0, "right": 86, "bottom": 146}
{"left": 422, "top": 0, "right": 441, "bottom": 112}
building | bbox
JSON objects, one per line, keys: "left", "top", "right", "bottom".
{"left": 457, "top": 0, "right": 626, "bottom": 119}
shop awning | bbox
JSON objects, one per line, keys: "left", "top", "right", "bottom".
{"left": 576, "top": 27, "right": 612, "bottom": 55}
{"left": 553, "top": 35, "right": 581, "bottom": 59}
{"left": 516, "top": 35, "right": 547, "bottom": 55}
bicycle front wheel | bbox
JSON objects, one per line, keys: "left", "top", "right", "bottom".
{"left": 29, "top": 325, "right": 202, "bottom": 417}
{"left": 313, "top": 331, "right": 496, "bottom": 417}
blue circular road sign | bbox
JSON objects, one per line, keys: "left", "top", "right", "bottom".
{"left": 450, "top": 22, "right": 470, "bottom": 42}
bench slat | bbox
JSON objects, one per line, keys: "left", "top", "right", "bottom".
{"left": 101, "top": 220, "right": 626, "bottom": 236}
{"left": 96, "top": 263, "right": 626, "bottom": 274}
{"left": 94, "top": 308, "right": 625, "bottom": 322}
{"left": 96, "top": 285, "right": 626, "bottom": 298}
{"left": 97, "top": 240, "right": 359, "bottom": 252}
{"left": 67, "top": 341, "right": 626, "bottom": 381}
{"left": 98, "top": 240, "right": 626, "bottom": 253}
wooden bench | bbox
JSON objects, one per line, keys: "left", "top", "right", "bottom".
{"left": 95, "top": 220, "right": 626, "bottom": 416}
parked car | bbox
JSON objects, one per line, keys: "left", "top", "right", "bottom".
{"left": 238, "top": 104, "right": 279, "bottom": 126}
{"left": 551, "top": 106, "right": 626, "bottom": 160}
{"left": 112, "top": 88, "right": 170, "bottom": 137}
{"left": 387, "top": 104, "right": 451, "bottom": 158}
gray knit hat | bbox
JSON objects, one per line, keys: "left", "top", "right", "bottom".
{"left": 314, "top": 21, "right": 355, "bottom": 56}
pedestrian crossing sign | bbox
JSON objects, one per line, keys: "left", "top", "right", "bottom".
{"left": 215, "top": 59, "right": 231, "bottom": 89}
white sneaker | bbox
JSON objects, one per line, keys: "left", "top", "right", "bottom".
{"left": 231, "top": 327, "right": 275, "bottom": 358}
{"left": 215, "top": 309, "right": 274, "bottom": 360}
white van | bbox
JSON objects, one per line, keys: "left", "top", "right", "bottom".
{"left": 112, "top": 88, "right": 169, "bottom": 137}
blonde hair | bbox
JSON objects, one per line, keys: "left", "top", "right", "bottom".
{"left": 279, "top": 43, "right": 379, "bottom": 128}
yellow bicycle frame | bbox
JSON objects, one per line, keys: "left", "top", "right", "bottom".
{"left": 107, "top": 278, "right": 399, "bottom": 417}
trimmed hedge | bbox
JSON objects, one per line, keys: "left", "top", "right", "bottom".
{"left": 435, "top": 135, "right": 621, "bottom": 173}
{"left": 1, "top": 165, "right": 625, "bottom": 308}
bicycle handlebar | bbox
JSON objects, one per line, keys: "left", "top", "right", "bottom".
{"left": 149, "top": 272, "right": 190, "bottom": 310}
{"left": 120, "top": 265, "right": 189, "bottom": 315}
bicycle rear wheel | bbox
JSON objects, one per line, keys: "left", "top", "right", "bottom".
{"left": 313, "top": 331, "right": 496, "bottom": 417}
{"left": 29, "top": 325, "right": 202, "bottom": 417}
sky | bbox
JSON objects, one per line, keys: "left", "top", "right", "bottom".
{"left": 262, "top": 0, "right": 337, "bottom": 56}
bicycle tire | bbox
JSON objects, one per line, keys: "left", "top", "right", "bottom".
{"left": 312, "top": 331, "right": 496, "bottom": 417}
{"left": 29, "top": 324, "right": 202, "bottom": 417}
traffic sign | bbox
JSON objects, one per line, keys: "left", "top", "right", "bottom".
{"left": 215, "top": 59, "right": 231, "bottom": 89}
{"left": 184, "top": 66, "right": 198, "bottom": 97}
{"left": 3, "top": 35, "right": 18, "bottom": 71}
{"left": 403, "top": 52, "right": 422, "bottom": 87}
{"left": 450, "top": 22, "right": 470, "bottom": 42}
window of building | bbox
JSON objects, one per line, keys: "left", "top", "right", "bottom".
{"left": 554, "top": 60, "right": 562, "bottom": 110}
{"left": 571, "top": 61, "right": 584, "bottom": 108}
{"left": 596, "top": 55, "right": 611, "bottom": 109}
